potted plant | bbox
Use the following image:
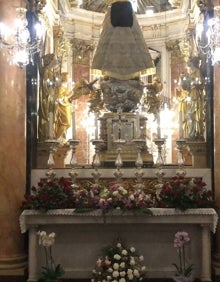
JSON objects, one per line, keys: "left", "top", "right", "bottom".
{"left": 172, "top": 231, "right": 193, "bottom": 282}
{"left": 37, "top": 231, "right": 65, "bottom": 282}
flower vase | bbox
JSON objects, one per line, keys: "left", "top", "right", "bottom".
{"left": 173, "top": 275, "right": 192, "bottom": 282}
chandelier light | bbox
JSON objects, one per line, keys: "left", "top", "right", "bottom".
{"left": 0, "top": 6, "right": 43, "bottom": 68}
{"left": 197, "top": 6, "right": 220, "bottom": 65}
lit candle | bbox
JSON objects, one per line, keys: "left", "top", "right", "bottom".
{"left": 49, "top": 111, "right": 53, "bottom": 139}
{"left": 136, "top": 112, "right": 140, "bottom": 138}
{"left": 157, "top": 112, "right": 161, "bottom": 139}
{"left": 179, "top": 110, "right": 183, "bottom": 139}
{"left": 72, "top": 112, "right": 76, "bottom": 139}
{"left": 95, "top": 113, "right": 98, "bottom": 139}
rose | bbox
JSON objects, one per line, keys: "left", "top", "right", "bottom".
{"left": 114, "top": 254, "right": 121, "bottom": 260}
{"left": 113, "top": 263, "right": 119, "bottom": 270}
{"left": 121, "top": 249, "right": 128, "bottom": 255}
{"left": 112, "top": 271, "right": 119, "bottom": 278}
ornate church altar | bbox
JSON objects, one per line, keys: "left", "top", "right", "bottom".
{"left": 20, "top": 207, "right": 218, "bottom": 282}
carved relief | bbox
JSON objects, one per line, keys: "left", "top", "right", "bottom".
{"left": 71, "top": 38, "right": 94, "bottom": 65}
{"left": 151, "top": 24, "right": 162, "bottom": 38}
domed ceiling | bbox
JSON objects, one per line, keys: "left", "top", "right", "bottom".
{"left": 79, "top": 0, "right": 173, "bottom": 14}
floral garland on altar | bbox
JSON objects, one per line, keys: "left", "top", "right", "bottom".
{"left": 21, "top": 175, "right": 214, "bottom": 212}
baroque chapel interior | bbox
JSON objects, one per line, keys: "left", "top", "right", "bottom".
{"left": 1, "top": 0, "right": 220, "bottom": 281}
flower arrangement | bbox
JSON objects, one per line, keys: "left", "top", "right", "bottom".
{"left": 37, "top": 230, "right": 65, "bottom": 282}
{"left": 21, "top": 178, "right": 154, "bottom": 213}
{"left": 91, "top": 239, "right": 146, "bottom": 282}
{"left": 158, "top": 176, "right": 214, "bottom": 211}
{"left": 172, "top": 231, "right": 193, "bottom": 279}
{"left": 21, "top": 175, "right": 214, "bottom": 212}
{"left": 21, "top": 177, "right": 75, "bottom": 211}
{"left": 97, "top": 184, "right": 154, "bottom": 213}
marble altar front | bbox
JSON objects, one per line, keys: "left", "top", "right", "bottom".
{"left": 20, "top": 208, "right": 218, "bottom": 282}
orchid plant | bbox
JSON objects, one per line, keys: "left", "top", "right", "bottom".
{"left": 37, "top": 231, "right": 65, "bottom": 282}
{"left": 173, "top": 231, "right": 193, "bottom": 278}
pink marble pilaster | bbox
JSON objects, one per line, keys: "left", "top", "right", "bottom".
{"left": 0, "top": 0, "right": 27, "bottom": 275}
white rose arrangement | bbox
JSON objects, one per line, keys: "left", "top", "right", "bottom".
{"left": 92, "top": 239, "right": 146, "bottom": 282}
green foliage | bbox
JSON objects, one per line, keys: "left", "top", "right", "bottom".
{"left": 38, "top": 264, "right": 65, "bottom": 282}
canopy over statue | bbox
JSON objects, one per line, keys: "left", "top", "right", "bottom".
{"left": 92, "top": 0, "right": 155, "bottom": 80}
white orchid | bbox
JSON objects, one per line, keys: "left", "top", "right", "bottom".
{"left": 38, "top": 231, "right": 56, "bottom": 247}
{"left": 37, "top": 230, "right": 64, "bottom": 281}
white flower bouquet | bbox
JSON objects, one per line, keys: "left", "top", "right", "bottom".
{"left": 91, "top": 239, "right": 146, "bottom": 282}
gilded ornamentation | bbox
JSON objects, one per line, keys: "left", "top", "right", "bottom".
{"left": 142, "top": 76, "right": 163, "bottom": 117}
{"left": 38, "top": 53, "right": 59, "bottom": 141}
{"left": 54, "top": 26, "right": 72, "bottom": 70}
{"left": 54, "top": 73, "right": 73, "bottom": 143}
{"left": 100, "top": 77, "right": 144, "bottom": 112}
{"left": 71, "top": 38, "right": 94, "bottom": 65}
{"left": 166, "top": 39, "right": 185, "bottom": 63}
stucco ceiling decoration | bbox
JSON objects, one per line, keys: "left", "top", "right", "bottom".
{"left": 67, "top": 0, "right": 175, "bottom": 14}
{"left": 58, "top": 0, "right": 192, "bottom": 55}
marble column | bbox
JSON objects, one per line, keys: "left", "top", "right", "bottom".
{"left": 0, "top": 0, "right": 27, "bottom": 275}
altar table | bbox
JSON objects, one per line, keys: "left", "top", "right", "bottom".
{"left": 20, "top": 208, "right": 218, "bottom": 282}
